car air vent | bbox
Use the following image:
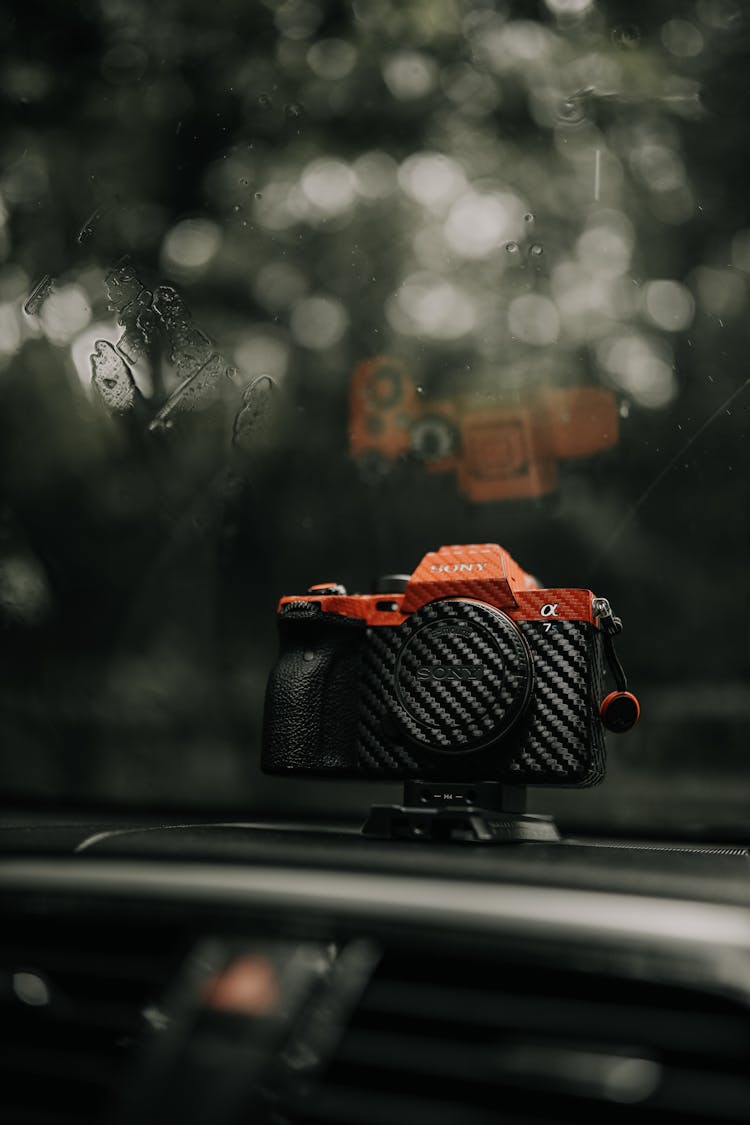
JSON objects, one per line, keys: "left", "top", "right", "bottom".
{"left": 295, "top": 949, "right": 750, "bottom": 1125}
{"left": 2, "top": 896, "right": 749, "bottom": 1125}
{"left": 0, "top": 913, "right": 188, "bottom": 1125}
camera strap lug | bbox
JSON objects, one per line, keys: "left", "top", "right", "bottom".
{"left": 593, "top": 597, "right": 641, "bottom": 733}
{"left": 592, "top": 596, "right": 622, "bottom": 637}
{"left": 593, "top": 595, "right": 628, "bottom": 689}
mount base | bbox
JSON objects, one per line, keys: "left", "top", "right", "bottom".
{"left": 361, "top": 781, "right": 560, "bottom": 845}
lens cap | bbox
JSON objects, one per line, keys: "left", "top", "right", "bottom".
{"left": 391, "top": 598, "right": 533, "bottom": 754}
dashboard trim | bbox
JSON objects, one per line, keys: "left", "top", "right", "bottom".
{"left": 2, "top": 856, "right": 750, "bottom": 956}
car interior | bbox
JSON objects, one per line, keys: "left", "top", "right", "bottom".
{"left": 1, "top": 2, "right": 749, "bottom": 1123}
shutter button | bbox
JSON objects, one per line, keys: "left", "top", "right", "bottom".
{"left": 308, "top": 582, "right": 347, "bottom": 595}
{"left": 372, "top": 574, "right": 411, "bottom": 594}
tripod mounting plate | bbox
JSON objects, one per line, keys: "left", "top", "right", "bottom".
{"left": 361, "top": 781, "right": 560, "bottom": 845}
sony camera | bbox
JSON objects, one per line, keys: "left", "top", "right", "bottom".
{"left": 262, "top": 544, "right": 638, "bottom": 785}
{"left": 349, "top": 356, "right": 619, "bottom": 502}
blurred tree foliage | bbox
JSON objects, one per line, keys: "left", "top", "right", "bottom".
{"left": 0, "top": 0, "right": 748, "bottom": 832}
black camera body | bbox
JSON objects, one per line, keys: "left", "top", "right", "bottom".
{"left": 262, "top": 545, "right": 635, "bottom": 787}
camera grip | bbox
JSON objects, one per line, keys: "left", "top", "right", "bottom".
{"left": 262, "top": 610, "right": 365, "bottom": 774}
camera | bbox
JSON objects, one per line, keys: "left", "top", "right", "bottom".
{"left": 262, "top": 544, "right": 638, "bottom": 785}
{"left": 349, "top": 357, "right": 619, "bottom": 502}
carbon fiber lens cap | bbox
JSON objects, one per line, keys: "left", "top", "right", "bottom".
{"left": 392, "top": 598, "right": 533, "bottom": 754}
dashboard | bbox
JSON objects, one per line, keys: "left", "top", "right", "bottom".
{"left": 2, "top": 821, "right": 750, "bottom": 1125}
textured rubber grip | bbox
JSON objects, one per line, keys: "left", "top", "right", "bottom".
{"left": 262, "top": 611, "right": 366, "bottom": 774}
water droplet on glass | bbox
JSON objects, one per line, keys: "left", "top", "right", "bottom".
{"left": 77, "top": 202, "right": 109, "bottom": 245}
{"left": 556, "top": 95, "right": 586, "bottom": 124}
{"left": 258, "top": 93, "right": 272, "bottom": 108}
{"left": 114, "top": 287, "right": 154, "bottom": 363}
{"left": 150, "top": 353, "right": 235, "bottom": 431}
{"left": 115, "top": 330, "right": 142, "bottom": 365}
{"left": 90, "top": 340, "right": 143, "bottom": 414}
{"left": 239, "top": 178, "right": 249, "bottom": 186}
{"left": 148, "top": 284, "right": 238, "bottom": 429}
{"left": 611, "top": 24, "right": 640, "bottom": 49}
{"left": 285, "top": 102, "right": 303, "bottom": 118}
{"left": 105, "top": 258, "right": 144, "bottom": 316}
{"left": 529, "top": 243, "right": 543, "bottom": 256}
{"left": 233, "top": 374, "right": 278, "bottom": 451}
{"left": 505, "top": 241, "right": 520, "bottom": 254}
{"left": 523, "top": 212, "right": 534, "bottom": 223}
{"left": 619, "top": 400, "right": 631, "bottom": 419}
{"left": 152, "top": 285, "right": 211, "bottom": 375}
{"left": 254, "top": 192, "right": 263, "bottom": 200}
{"left": 135, "top": 302, "right": 157, "bottom": 345}
{"left": 24, "top": 274, "right": 55, "bottom": 316}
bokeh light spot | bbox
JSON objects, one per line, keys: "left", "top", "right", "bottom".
{"left": 235, "top": 332, "right": 290, "bottom": 384}
{"left": 40, "top": 284, "right": 91, "bottom": 347}
{"left": 387, "top": 273, "right": 476, "bottom": 339}
{"left": 508, "top": 294, "right": 560, "bottom": 346}
{"left": 162, "top": 219, "right": 221, "bottom": 275}
{"left": 444, "top": 191, "right": 523, "bottom": 259}
{"left": 598, "top": 333, "right": 677, "bottom": 409}
{"left": 730, "top": 230, "right": 750, "bottom": 272}
{"left": 0, "top": 302, "right": 22, "bottom": 358}
{"left": 307, "top": 38, "right": 357, "bottom": 79}
{"left": 690, "top": 267, "right": 746, "bottom": 317}
{"left": 631, "top": 145, "right": 687, "bottom": 194}
{"left": 643, "top": 280, "right": 694, "bottom": 331}
{"left": 353, "top": 151, "right": 398, "bottom": 199}
{"left": 576, "top": 212, "right": 634, "bottom": 279}
{"left": 383, "top": 52, "right": 437, "bottom": 100}
{"left": 254, "top": 261, "right": 308, "bottom": 311}
{"left": 398, "top": 153, "right": 466, "bottom": 212}
{"left": 661, "top": 20, "right": 704, "bottom": 57}
{"left": 290, "top": 295, "right": 348, "bottom": 349}
{"left": 544, "top": 0, "right": 592, "bottom": 14}
{"left": 301, "top": 158, "right": 357, "bottom": 217}
{"left": 13, "top": 972, "right": 50, "bottom": 1007}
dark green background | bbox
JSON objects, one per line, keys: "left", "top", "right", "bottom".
{"left": 1, "top": 0, "right": 749, "bottom": 836}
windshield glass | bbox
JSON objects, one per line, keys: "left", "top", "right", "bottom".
{"left": 1, "top": 0, "right": 748, "bottom": 837}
